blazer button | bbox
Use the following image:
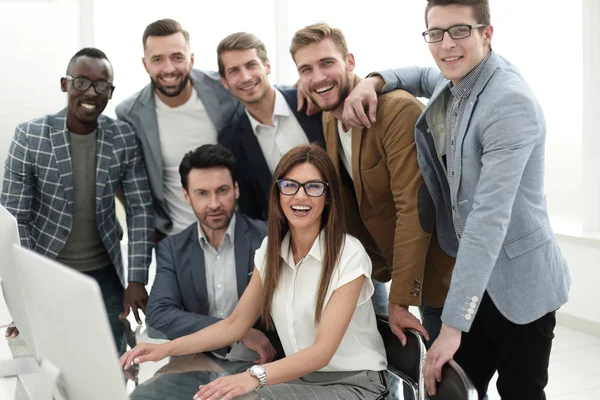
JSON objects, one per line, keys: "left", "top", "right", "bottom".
{"left": 62, "top": 229, "right": 69, "bottom": 237}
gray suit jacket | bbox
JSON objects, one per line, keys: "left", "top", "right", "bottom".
{"left": 379, "top": 51, "right": 571, "bottom": 331}
{"left": 115, "top": 69, "right": 239, "bottom": 234}
{"left": 1, "top": 110, "right": 154, "bottom": 285}
{"left": 145, "top": 212, "right": 266, "bottom": 353}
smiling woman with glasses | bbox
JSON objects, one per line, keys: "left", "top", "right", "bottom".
{"left": 121, "top": 144, "right": 389, "bottom": 400}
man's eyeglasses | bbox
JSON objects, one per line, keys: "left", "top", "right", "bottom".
{"left": 65, "top": 75, "right": 114, "bottom": 94}
{"left": 277, "top": 179, "right": 328, "bottom": 197}
{"left": 422, "top": 24, "right": 486, "bottom": 43}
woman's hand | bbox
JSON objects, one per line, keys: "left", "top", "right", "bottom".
{"left": 193, "top": 371, "right": 258, "bottom": 400}
{"left": 120, "top": 342, "right": 171, "bottom": 370}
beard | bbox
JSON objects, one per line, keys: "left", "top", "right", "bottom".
{"left": 151, "top": 73, "right": 191, "bottom": 97}
{"left": 309, "top": 77, "right": 351, "bottom": 112}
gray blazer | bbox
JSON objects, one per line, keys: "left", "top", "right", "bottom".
{"left": 145, "top": 212, "right": 266, "bottom": 352}
{"left": 1, "top": 110, "right": 154, "bottom": 285}
{"left": 379, "top": 51, "right": 571, "bottom": 331}
{"left": 115, "top": 69, "right": 239, "bottom": 234}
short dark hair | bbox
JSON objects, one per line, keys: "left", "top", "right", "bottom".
{"left": 142, "top": 19, "right": 190, "bottom": 50}
{"left": 179, "top": 144, "right": 236, "bottom": 190}
{"left": 425, "top": 0, "right": 491, "bottom": 27}
{"left": 66, "top": 47, "right": 112, "bottom": 76}
{"left": 217, "top": 32, "right": 268, "bottom": 77}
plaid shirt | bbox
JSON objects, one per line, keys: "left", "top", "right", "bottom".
{"left": 1, "top": 109, "right": 154, "bottom": 284}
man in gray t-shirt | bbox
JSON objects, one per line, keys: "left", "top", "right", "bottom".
{"left": 1, "top": 48, "right": 154, "bottom": 351}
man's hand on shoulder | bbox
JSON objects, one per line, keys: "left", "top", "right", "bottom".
{"left": 120, "top": 282, "right": 148, "bottom": 325}
{"left": 241, "top": 328, "right": 277, "bottom": 364}
{"left": 342, "top": 75, "right": 385, "bottom": 129}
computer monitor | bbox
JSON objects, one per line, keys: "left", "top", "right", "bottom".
{"left": 0, "top": 205, "right": 40, "bottom": 375}
{"left": 12, "top": 245, "right": 128, "bottom": 400}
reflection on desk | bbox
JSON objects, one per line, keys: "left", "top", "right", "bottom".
{"left": 128, "top": 353, "right": 252, "bottom": 400}
{"left": 125, "top": 322, "right": 253, "bottom": 400}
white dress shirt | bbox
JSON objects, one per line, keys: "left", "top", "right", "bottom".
{"left": 336, "top": 119, "right": 354, "bottom": 181}
{"left": 156, "top": 88, "right": 218, "bottom": 234}
{"left": 254, "top": 232, "right": 387, "bottom": 372}
{"left": 197, "top": 214, "right": 238, "bottom": 319}
{"left": 197, "top": 215, "right": 258, "bottom": 361}
{"left": 245, "top": 89, "right": 309, "bottom": 174}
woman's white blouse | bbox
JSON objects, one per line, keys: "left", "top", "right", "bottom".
{"left": 254, "top": 232, "right": 387, "bottom": 372}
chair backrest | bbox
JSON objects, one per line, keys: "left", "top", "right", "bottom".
{"left": 430, "top": 359, "right": 478, "bottom": 400}
{"left": 376, "top": 313, "right": 426, "bottom": 400}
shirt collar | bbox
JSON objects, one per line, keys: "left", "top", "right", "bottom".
{"left": 197, "top": 213, "right": 236, "bottom": 249}
{"left": 281, "top": 231, "right": 324, "bottom": 268}
{"left": 450, "top": 50, "right": 492, "bottom": 99}
{"left": 245, "top": 88, "right": 292, "bottom": 134}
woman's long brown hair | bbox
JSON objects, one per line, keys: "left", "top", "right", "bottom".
{"left": 261, "top": 144, "right": 346, "bottom": 329}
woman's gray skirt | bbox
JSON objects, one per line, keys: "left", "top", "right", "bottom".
{"left": 236, "top": 370, "right": 390, "bottom": 400}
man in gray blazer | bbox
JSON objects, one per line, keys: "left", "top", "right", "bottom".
{"left": 145, "top": 144, "right": 278, "bottom": 364}
{"left": 116, "top": 19, "right": 239, "bottom": 238}
{"left": 1, "top": 48, "right": 154, "bottom": 350}
{"left": 342, "top": 1, "right": 571, "bottom": 399}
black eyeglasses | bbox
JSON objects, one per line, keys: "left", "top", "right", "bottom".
{"left": 422, "top": 24, "right": 486, "bottom": 43}
{"left": 277, "top": 179, "right": 328, "bottom": 197}
{"left": 65, "top": 75, "right": 114, "bottom": 94}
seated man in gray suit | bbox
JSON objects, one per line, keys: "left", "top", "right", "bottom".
{"left": 341, "top": 0, "right": 571, "bottom": 399}
{"left": 116, "top": 19, "right": 239, "bottom": 238}
{"left": 145, "top": 144, "right": 278, "bottom": 364}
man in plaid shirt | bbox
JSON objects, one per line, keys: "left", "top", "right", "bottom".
{"left": 1, "top": 48, "right": 154, "bottom": 351}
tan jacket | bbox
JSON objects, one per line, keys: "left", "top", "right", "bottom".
{"left": 323, "top": 82, "right": 454, "bottom": 307}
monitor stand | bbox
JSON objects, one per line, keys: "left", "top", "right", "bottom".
{"left": 0, "top": 357, "right": 39, "bottom": 378}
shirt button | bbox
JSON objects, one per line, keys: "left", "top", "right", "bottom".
{"left": 219, "top": 312, "right": 224, "bottom": 317}
{"left": 216, "top": 256, "right": 221, "bottom": 260}
{"left": 217, "top": 283, "right": 222, "bottom": 289}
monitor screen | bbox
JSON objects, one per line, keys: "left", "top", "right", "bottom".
{"left": 12, "top": 245, "right": 128, "bottom": 400}
{"left": 0, "top": 205, "right": 38, "bottom": 360}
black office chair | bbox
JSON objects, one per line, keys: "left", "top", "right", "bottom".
{"left": 429, "top": 359, "right": 478, "bottom": 400}
{"left": 376, "top": 313, "right": 427, "bottom": 400}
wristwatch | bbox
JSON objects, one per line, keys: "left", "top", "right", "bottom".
{"left": 247, "top": 365, "right": 267, "bottom": 390}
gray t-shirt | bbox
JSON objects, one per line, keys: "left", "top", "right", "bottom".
{"left": 56, "top": 130, "right": 113, "bottom": 272}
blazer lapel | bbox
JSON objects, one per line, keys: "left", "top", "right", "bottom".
{"left": 48, "top": 112, "right": 74, "bottom": 204}
{"left": 351, "top": 126, "right": 364, "bottom": 206}
{"left": 95, "top": 126, "right": 113, "bottom": 204}
{"left": 233, "top": 214, "right": 251, "bottom": 299}
{"left": 185, "top": 227, "right": 209, "bottom": 314}
{"left": 193, "top": 72, "right": 223, "bottom": 133}
{"left": 322, "top": 112, "right": 341, "bottom": 173}
{"left": 454, "top": 52, "right": 502, "bottom": 175}
{"left": 138, "top": 86, "right": 164, "bottom": 200}
{"left": 239, "top": 117, "right": 272, "bottom": 197}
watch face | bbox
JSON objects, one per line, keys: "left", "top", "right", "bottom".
{"left": 251, "top": 365, "right": 264, "bottom": 375}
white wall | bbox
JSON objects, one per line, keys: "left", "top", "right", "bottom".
{"left": 0, "top": 0, "right": 82, "bottom": 179}
{"left": 557, "top": 234, "right": 600, "bottom": 325}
